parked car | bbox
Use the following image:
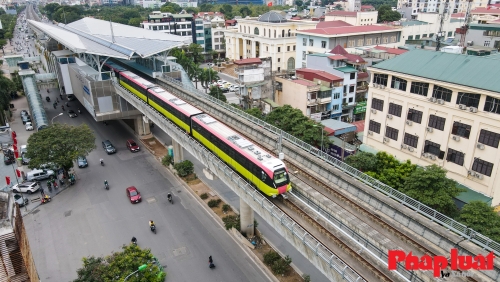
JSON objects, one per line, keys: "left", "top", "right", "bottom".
{"left": 21, "top": 152, "right": 30, "bottom": 165}
{"left": 20, "top": 110, "right": 28, "bottom": 117}
{"left": 21, "top": 115, "right": 31, "bottom": 125}
{"left": 126, "top": 139, "right": 140, "bottom": 152}
{"left": 4, "top": 154, "right": 15, "bottom": 165}
{"left": 126, "top": 186, "right": 142, "bottom": 204}
{"left": 12, "top": 182, "right": 39, "bottom": 194}
{"left": 14, "top": 194, "right": 29, "bottom": 207}
{"left": 25, "top": 121, "right": 33, "bottom": 131}
{"left": 102, "top": 140, "right": 116, "bottom": 154}
{"left": 77, "top": 156, "right": 88, "bottom": 168}
{"left": 223, "top": 82, "right": 232, "bottom": 88}
{"left": 26, "top": 169, "right": 55, "bottom": 181}
{"left": 221, "top": 87, "right": 230, "bottom": 93}
{"left": 68, "top": 110, "right": 77, "bottom": 118}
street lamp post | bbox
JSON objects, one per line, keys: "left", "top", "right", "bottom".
{"left": 51, "top": 113, "right": 63, "bottom": 124}
{"left": 124, "top": 264, "right": 148, "bottom": 281}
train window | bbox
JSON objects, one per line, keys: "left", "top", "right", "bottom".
{"left": 261, "top": 171, "right": 266, "bottom": 181}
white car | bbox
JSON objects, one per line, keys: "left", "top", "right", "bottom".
{"left": 25, "top": 122, "right": 33, "bottom": 131}
{"left": 12, "top": 182, "right": 39, "bottom": 194}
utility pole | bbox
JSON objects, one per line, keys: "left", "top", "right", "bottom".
{"left": 435, "top": 0, "right": 449, "bottom": 51}
{"left": 459, "top": 0, "right": 474, "bottom": 51}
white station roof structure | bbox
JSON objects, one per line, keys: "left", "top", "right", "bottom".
{"left": 28, "top": 17, "right": 191, "bottom": 60}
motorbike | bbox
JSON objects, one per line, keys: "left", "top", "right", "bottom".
{"left": 100, "top": 160, "right": 104, "bottom": 166}
{"left": 41, "top": 196, "right": 51, "bottom": 204}
{"left": 70, "top": 178, "right": 75, "bottom": 185}
{"left": 45, "top": 96, "right": 50, "bottom": 102}
{"left": 131, "top": 237, "right": 137, "bottom": 245}
{"left": 105, "top": 182, "right": 109, "bottom": 190}
{"left": 168, "top": 194, "right": 173, "bottom": 204}
{"left": 150, "top": 224, "right": 156, "bottom": 234}
{"left": 78, "top": 109, "right": 81, "bottom": 114}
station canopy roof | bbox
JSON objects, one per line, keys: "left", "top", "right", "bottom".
{"left": 28, "top": 17, "right": 191, "bottom": 60}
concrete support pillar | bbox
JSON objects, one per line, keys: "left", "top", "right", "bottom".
{"left": 251, "top": 40, "right": 256, "bottom": 58}
{"left": 235, "top": 37, "right": 239, "bottom": 60}
{"left": 172, "top": 139, "right": 184, "bottom": 163}
{"left": 134, "top": 115, "right": 151, "bottom": 136}
{"left": 240, "top": 199, "right": 254, "bottom": 237}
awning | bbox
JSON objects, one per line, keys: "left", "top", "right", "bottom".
{"left": 320, "top": 86, "right": 332, "bottom": 91}
{"left": 263, "top": 98, "right": 280, "bottom": 108}
{"left": 455, "top": 183, "right": 492, "bottom": 209}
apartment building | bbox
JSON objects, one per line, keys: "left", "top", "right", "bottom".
{"left": 324, "top": 10, "right": 378, "bottom": 26}
{"left": 224, "top": 12, "right": 317, "bottom": 72}
{"left": 397, "top": 0, "right": 488, "bottom": 15}
{"left": 459, "top": 23, "right": 500, "bottom": 51}
{"left": 365, "top": 49, "right": 500, "bottom": 205}
{"left": 141, "top": 12, "right": 196, "bottom": 40}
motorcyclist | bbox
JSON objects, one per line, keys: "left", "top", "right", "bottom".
{"left": 149, "top": 220, "right": 155, "bottom": 227}
{"left": 104, "top": 180, "right": 108, "bottom": 186}
{"left": 100, "top": 158, "right": 104, "bottom": 165}
{"left": 78, "top": 108, "right": 81, "bottom": 114}
{"left": 131, "top": 237, "right": 137, "bottom": 244}
{"left": 167, "top": 193, "right": 172, "bottom": 201}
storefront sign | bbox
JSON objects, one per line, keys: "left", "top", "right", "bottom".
{"left": 353, "top": 101, "right": 367, "bottom": 114}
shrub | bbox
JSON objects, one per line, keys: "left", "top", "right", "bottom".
{"left": 173, "top": 160, "right": 194, "bottom": 177}
{"left": 222, "top": 204, "right": 230, "bottom": 213}
{"left": 162, "top": 154, "right": 173, "bottom": 166}
{"left": 271, "top": 255, "right": 292, "bottom": 276}
{"left": 263, "top": 250, "right": 281, "bottom": 266}
{"left": 303, "top": 274, "right": 311, "bottom": 282}
{"left": 200, "top": 193, "right": 209, "bottom": 200}
{"left": 222, "top": 215, "right": 240, "bottom": 231}
{"left": 207, "top": 199, "right": 221, "bottom": 208}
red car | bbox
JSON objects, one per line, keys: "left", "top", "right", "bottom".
{"left": 126, "top": 139, "right": 140, "bottom": 152}
{"left": 126, "top": 186, "right": 142, "bottom": 204}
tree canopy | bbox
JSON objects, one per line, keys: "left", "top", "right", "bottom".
{"left": 208, "top": 86, "right": 227, "bottom": 102}
{"left": 459, "top": 201, "right": 500, "bottom": 243}
{"left": 73, "top": 244, "right": 166, "bottom": 282}
{"left": 25, "top": 124, "right": 96, "bottom": 172}
{"left": 377, "top": 4, "right": 401, "bottom": 22}
{"left": 0, "top": 70, "right": 16, "bottom": 125}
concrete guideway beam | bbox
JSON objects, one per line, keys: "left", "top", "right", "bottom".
{"left": 113, "top": 83, "right": 365, "bottom": 282}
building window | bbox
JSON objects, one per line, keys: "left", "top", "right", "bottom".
{"left": 424, "top": 140, "right": 441, "bottom": 156}
{"left": 348, "top": 40, "right": 355, "bottom": 47}
{"left": 278, "top": 58, "right": 281, "bottom": 62}
{"left": 321, "top": 41, "right": 326, "bottom": 48}
{"left": 309, "top": 39, "right": 314, "bottom": 46}
{"left": 332, "top": 104, "right": 340, "bottom": 111}
{"left": 373, "top": 73, "right": 388, "bottom": 86}
{"left": 428, "top": 115, "right": 445, "bottom": 131}
{"left": 388, "top": 103, "right": 402, "bottom": 117}
{"left": 358, "top": 39, "right": 363, "bottom": 46}
{"left": 410, "top": 82, "right": 429, "bottom": 96}
{"left": 266, "top": 46, "right": 268, "bottom": 51}
{"left": 391, "top": 76, "right": 407, "bottom": 91}
{"left": 385, "top": 126, "right": 399, "bottom": 141}
{"left": 278, "top": 47, "right": 281, "bottom": 52}
{"left": 484, "top": 96, "right": 500, "bottom": 114}
{"left": 446, "top": 148, "right": 464, "bottom": 166}
{"left": 383, "top": 37, "right": 388, "bottom": 43}
{"left": 254, "top": 27, "right": 259, "bottom": 35}
{"left": 457, "top": 92, "right": 480, "bottom": 108}
{"left": 302, "top": 51, "right": 306, "bottom": 60}
{"left": 287, "top": 46, "right": 290, "bottom": 51}
{"left": 349, "top": 85, "right": 354, "bottom": 93}
{"left": 478, "top": 129, "right": 500, "bottom": 148}
{"left": 432, "top": 85, "right": 452, "bottom": 102}
{"left": 404, "top": 133, "right": 419, "bottom": 148}
{"left": 264, "top": 29, "right": 266, "bottom": 36}
{"left": 369, "top": 120, "right": 381, "bottom": 134}
{"left": 366, "top": 38, "right": 372, "bottom": 45}
{"left": 350, "top": 73, "right": 355, "bottom": 79}
{"left": 391, "top": 36, "right": 397, "bottom": 43}
{"left": 293, "top": 45, "right": 296, "bottom": 51}
{"left": 451, "top": 121, "right": 471, "bottom": 138}
{"left": 349, "top": 97, "right": 353, "bottom": 103}
{"left": 371, "top": 98, "right": 384, "bottom": 111}
{"left": 407, "top": 109, "right": 423, "bottom": 123}
{"left": 303, "top": 38, "right": 307, "bottom": 46}
{"left": 472, "top": 158, "right": 494, "bottom": 177}
{"left": 333, "top": 93, "right": 340, "bottom": 99}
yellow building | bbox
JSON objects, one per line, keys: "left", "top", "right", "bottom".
{"left": 224, "top": 12, "right": 317, "bottom": 72}
{"left": 365, "top": 49, "right": 500, "bottom": 205}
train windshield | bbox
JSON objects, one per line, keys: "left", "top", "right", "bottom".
{"left": 273, "top": 169, "right": 289, "bottom": 186}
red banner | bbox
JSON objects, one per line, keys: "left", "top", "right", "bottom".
{"left": 11, "top": 131, "right": 16, "bottom": 138}
{"left": 16, "top": 169, "right": 21, "bottom": 178}
{"left": 5, "top": 177, "right": 10, "bottom": 185}
{"left": 14, "top": 151, "right": 18, "bottom": 159}
{"left": 267, "top": 2, "right": 272, "bottom": 6}
{"left": 13, "top": 137, "right": 17, "bottom": 145}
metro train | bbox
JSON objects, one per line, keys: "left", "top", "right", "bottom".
{"left": 103, "top": 62, "right": 291, "bottom": 197}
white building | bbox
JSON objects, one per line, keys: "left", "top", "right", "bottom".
{"left": 170, "top": 0, "right": 198, "bottom": 8}
{"left": 397, "top": 0, "right": 489, "bottom": 14}
{"left": 365, "top": 49, "right": 500, "bottom": 205}
{"left": 324, "top": 10, "right": 378, "bottom": 26}
{"left": 395, "top": 13, "right": 464, "bottom": 41}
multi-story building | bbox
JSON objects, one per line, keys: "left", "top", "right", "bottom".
{"left": 234, "top": 58, "right": 265, "bottom": 109}
{"left": 397, "top": 0, "right": 488, "bottom": 15}
{"left": 364, "top": 49, "right": 500, "bottom": 205}
{"left": 324, "top": 10, "right": 378, "bottom": 26}
{"left": 141, "top": 12, "right": 201, "bottom": 48}
{"left": 170, "top": 0, "right": 198, "bottom": 8}
{"left": 224, "top": 11, "right": 317, "bottom": 72}
{"left": 388, "top": 13, "right": 463, "bottom": 42}
{"left": 295, "top": 24, "right": 402, "bottom": 69}
{"left": 458, "top": 23, "right": 500, "bottom": 51}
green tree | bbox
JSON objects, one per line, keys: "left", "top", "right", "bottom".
{"left": 186, "top": 43, "right": 205, "bottom": 65}
{"left": 377, "top": 4, "right": 401, "bottom": 22}
{"left": 73, "top": 244, "right": 165, "bottom": 282}
{"left": 199, "top": 4, "right": 214, "bottom": 12}
{"left": 160, "top": 6, "right": 175, "bottom": 13}
{"left": 173, "top": 160, "right": 194, "bottom": 176}
{"left": 334, "top": 4, "right": 344, "bottom": 10}
{"left": 128, "top": 17, "right": 143, "bottom": 27}
{"left": 161, "top": 3, "right": 182, "bottom": 13}
{"left": 25, "top": 124, "right": 96, "bottom": 174}
{"left": 245, "top": 108, "right": 264, "bottom": 120}
{"left": 459, "top": 201, "right": 500, "bottom": 243}
{"left": 199, "top": 67, "right": 219, "bottom": 90}
{"left": 43, "top": 3, "right": 61, "bottom": 20}
{"left": 344, "top": 152, "right": 378, "bottom": 172}
{"left": 367, "top": 152, "right": 416, "bottom": 190}
{"left": 209, "top": 86, "right": 227, "bottom": 102}
{"left": 401, "top": 165, "right": 465, "bottom": 216}
{"left": 185, "top": 7, "right": 198, "bottom": 14}
{"left": 0, "top": 39, "right": 6, "bottom": 54}
{"left": 239, "top": 6, "right": 252, "bottom": 17}
{"left": 0, "top": 70, "right": 16, "bottom": 125}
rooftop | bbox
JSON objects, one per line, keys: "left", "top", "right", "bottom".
{"left": 296, "top": 68, "right": 343, "bottom": 81}
{"left": 370, "top": 49, "right": 500, "bottom": 93}
{"left": 335, "top": 66, "right": 357, "bottom": 73}
{"left": 29, "top": 17, "right": 190, "bottom": 59}
{"left": 258, "top": 11, "right": 287, "bottom": 23}
{"left": 297, "top": 25, "right": 397, "bottom": 36}
{"left": 451, "top": 12, "right": 466, "bottom": 18}
{"left": 373, "top": 45, "right": 408, "bottom": 55}
{"left": 325, "top": 11, "right": 358, "bottom": 17}
{"left": 328, "top": 54, "right": 348, "bottom": 60}
{"left": 471, "top": 7, "right": 500, "bottom": 15}
{"left": 330, "top": 45, "right": 366, "bottom": 64}
{"left": 316, "top": 20, "right": 352, "bottom": 28}
{"left": 291, "top": 79, "right": 317, "bottom": 87}
{"left": 234, "top": 58, "right": 262, "bottom": 65}
{"left": 469, "top": 23, "right": 500, "bottom": 31}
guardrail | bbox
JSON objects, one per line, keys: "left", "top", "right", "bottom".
{"left": 157, "top": 61, "right": 500, "bottom": 257}
{"left": 113, "top": 83, "right": 366, "bottom": 282}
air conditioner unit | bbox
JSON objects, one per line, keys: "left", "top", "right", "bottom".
{"left": 469, "top": 107, "right": 478, "bottom": 113}
{"left": 422, "top": 153, "right": 429, "bottom": 158}
{"left": 371, "top": 109, "right": 377, "bottom": 114}
{"left": 429, "top": 155, "right": 436, "bottom": 160}
{"left": 452, "top": 135, "right": 460, "bottom": 141}
{"left": 426, "top": 127, "right": 433, "bottom": 132}
{"left": 468, "top": 170, "right": 474, "bottom": 175}
{"left": 475, "top": 173, "right": 484, "bottom": 180}
{"left": 401, "top": 144, "right": 408, "bottom": 149}
{"left": 459, "top": 104, "right": 467, "bottom": 110}
{"left": 408, "top": 147, "right": 415, "bottom": 152}
{"left": 380, "top": 85, "right": 386, "bottom": 89}
{"left": 368, "top": 130, "right": 373, "bottom": 135}
{"left": 383, "top": 137, "right": 390, "bottom": 143}
{"left": 373, "top": 83, "right": 378, "bottom": 88}
{"left": 477, "top": 143, "right": 485, "bottom": 150}
{"left": 429, "top": 97, "right": 437, "bottom": 103}
{"left": 406, "top": 120, "right": 413, "bottom": 126}
{"left": 437, "top": 99, "right": 445, "bottom": 105}
{"left": 387, "top": 114, "right": 393, "bottom": 119}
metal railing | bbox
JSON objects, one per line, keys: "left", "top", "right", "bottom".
{"left": 113, "top": 83, "right": 366, "bottom": 282}
{"left": 157, "top": 61, "right": 500, "bottom": 257}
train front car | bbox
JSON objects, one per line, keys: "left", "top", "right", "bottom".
{"left": 272, "top": 165, "right": 292, "bottom": 196}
